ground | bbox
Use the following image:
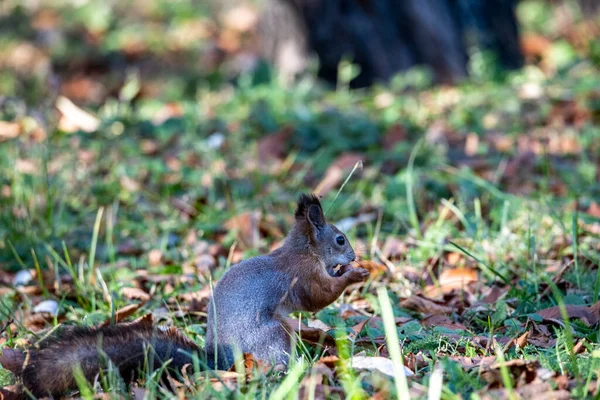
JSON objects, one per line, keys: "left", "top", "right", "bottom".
{"left": 0, "top": 0, "right": 599, "bottom": 399}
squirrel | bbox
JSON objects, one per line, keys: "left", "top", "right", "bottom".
{"left": 0, "top": 193, "right": 369, "bottom": 397}
{"left": 205, "top": 193, "right": 368, "bottom": 369}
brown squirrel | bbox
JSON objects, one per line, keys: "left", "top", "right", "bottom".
{"left": 0, "top": 193, "right": 369, "bottom": 397}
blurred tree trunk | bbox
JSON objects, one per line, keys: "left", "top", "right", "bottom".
{"left": 260, "top": 0, "right": 523, "bottom": 87}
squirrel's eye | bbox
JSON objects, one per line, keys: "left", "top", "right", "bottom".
{"left": 336, "top": 235, "right": 345, "bottom": 246}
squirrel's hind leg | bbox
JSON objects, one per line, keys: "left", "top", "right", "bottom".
{"left": 245, "top": 320, "right": 292, "bottom": 366}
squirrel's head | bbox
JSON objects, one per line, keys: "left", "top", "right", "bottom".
{"left": 293, "top": 193, "right": 356, "bottom": 269}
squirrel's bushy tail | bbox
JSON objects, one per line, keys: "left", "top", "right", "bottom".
{"left": 0, "top": 315, "right": 201, "bottom": 398}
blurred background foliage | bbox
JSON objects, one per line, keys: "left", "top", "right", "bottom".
{"left": 0, "top": 0, "right": 598, "bottom": 269}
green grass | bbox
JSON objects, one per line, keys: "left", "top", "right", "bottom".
{"left": 1, "top": 0, "right": 600, "bottom": 398}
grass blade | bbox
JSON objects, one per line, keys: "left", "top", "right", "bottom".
{"left": 377, "top": 287, "right": 410, "bottom": 399}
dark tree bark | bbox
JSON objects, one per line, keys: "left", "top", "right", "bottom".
{"left": 260, "top": 0, "right": 524, "bottom": 87}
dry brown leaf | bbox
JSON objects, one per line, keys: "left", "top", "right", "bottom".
{"left": 148, "top": 249, "right": 163, "bottom": 267}
{"left": 224, "top": 210, "right": 262, "bottom": 250}
{"left": 121, "top": 287, "right": 151, "bottom": 303}
{"left": 314, "top": 153, "right": 363, "bottom": 196}
{"left": 481, "top": 359, "right": 541, "bottom": 387}
{"left": 448, "top": 355, "right": 496, "bottom": 370}
{"left": 381, "top": 236, "right": 407, "bottom": 260}
{"left": 307, "top": 319, "right": 332, "bottom": 332}
{"left": 350, "top": 319, "right": 369, "bottom": 338}
{"left": 464, "top": 133, "right": 479, "bottom": 156}
{"left": 140, "top": 139, "right": 159, "bottom": 155}
{"left": 536, "top": 301, "right": 600, "bottom": 326}
{"left": 420, "top": 314, "right": 466, "bottom": 330}
{"left": 423, "top": 267, "right": 478, "bottom": 298}
{"left": 259, "top": 214, "right": 285, "bottom": 239}
{"left": 101, "top": 303, "right": 141, "bottom": 326}
{"left": 515, "top": 330, "right": 530, "bottom": 348}
{"left": 120, "top": 175, "right": 141, "bottom": 192}
{"left": 20, "top": 312, "right": 61, "bottom": 331}
{"left": 316, "top": 355, "right": 339, "bottom": 368}
{"left": 481, "top": 286, "right": 508, "bottom": 304}
{"left": 152, "top": 103, "right": 184, "bottom": 125}
{"left": 293, "top": 322, "right": 335, "bottom": 346}
{"left": 0, "top": 121, "right": 21, "bottom": 141}
{"left": 521, "top": 33, "right": 552, "bottom": 59}
{"left": 382, "top": 124, "right": 406, "bottom": 148}
{"left": 482, "top": 383, "right": 570, "bottom": 400}
{"left": 257, "top": 128, "right": 291, "bottom": 164}
{"left": 446, "top": 252, "right": 463, "bottom": 265}
{"left": 572, "top": 339, "right": 586, "bottom": 354}
{"left": 355, "top": 259, "right": 387, "bottom": 277}
{"left": 504, "top": 330, "right": 530, "bottom": 352}
{"left": 400, "top": 295, "right": 452, "bottom": 315}
{"left": 587, "top": 202, "right": 600, "bottom": 218}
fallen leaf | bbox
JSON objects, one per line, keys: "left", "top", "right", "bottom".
{"left": 316, "top": 355, "right": 339, "bottom": 368}
{"left": 102, "top": 303, "right": 141, "bottom": 326}
{"left": 423, "top": 267, "right": 478, "bottom": 298}
{"left": 464, "top": 133, "right": 479, "bottom": 156}
{"left": 350, "top": 319, "right": 369, "bottom": 338}
{"left": 586, "top": 202, "right": 600, "bottom": 218}
{"left": 504, "top": 330, "right": 530, "bottom": 352}
{"left": 382, "top": 124, "right": 406, "bottom": 148}
{"left": 481, "top": 359, "right": 541, "bottom": 387}
{"left": 515, "top": 330, "right": 530, "bottom": 349}
{"left": 572, "top": 339, "right": 586, "bottom": 354}
{"left": 448, "top": 355, "right": 496, "bottom": 370}
{"left": 381, "top": 236, "right": 407, "bottom": 260}
{"left": 420, "top": 314, "right": 466, "bottom": 330}
{"left": 0, "top": 121, "right": 21, "bottom": 141}
{"left": 121, "top": 287, "right": 151, "bottom": 303}
{"left": 257, "top": 128, "right": 291, "bottom": 164}
{"left": 224, "top": 211, "right": 262, "bottom": 250}
{"left": 481, "top": 286, "right": 508, "bottom": 304}
{"left": 536, "top": 301, "right": 600, "bottom": 326}
{"left": 400, "top": 295, "right": 452, "bottom": 315}
{"left": 290, "top": 319, "right": 336, "bottom": 346}
{"left": 351, "top": 356, "right": 414, "bottom": 377}
{"left": 148, "top": 249, "right": 163, "bottom": 267}
{"left": 355, "top": 260, "right": 387, "bottom": 277}
{"left": 307, "top": 319, "right": 332, "bottom": 332}
{"left": 482, "top": 383, "right": 570, "bottom": 400}
{"left": 56, "top": 96, "right": 100, "bottom": 133}
{"left": 19, "top": 313, "right": 61, "bottom": 331}
{"left": 314, "top": 153, "right": 363, "bottom": 196}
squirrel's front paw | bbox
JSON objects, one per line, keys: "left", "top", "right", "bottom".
{"left": 345, "top": 267, "right": 370, "bottom": 282}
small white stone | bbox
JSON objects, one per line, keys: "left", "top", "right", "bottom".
{"left": 13, "top": 270, "right": 34, "bottom": 286}
{"left": 206, "top": 133, "right": 225, "bottom": 149}
{"left": 33, "top": 300, "right": 59, "bottom": 316}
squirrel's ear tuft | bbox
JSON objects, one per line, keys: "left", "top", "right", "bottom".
{"left": 295, "top": 193, "right": 326, "bottom": 232}
{"left": 295, "top": 193, "right": 323, "bottom": 220}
